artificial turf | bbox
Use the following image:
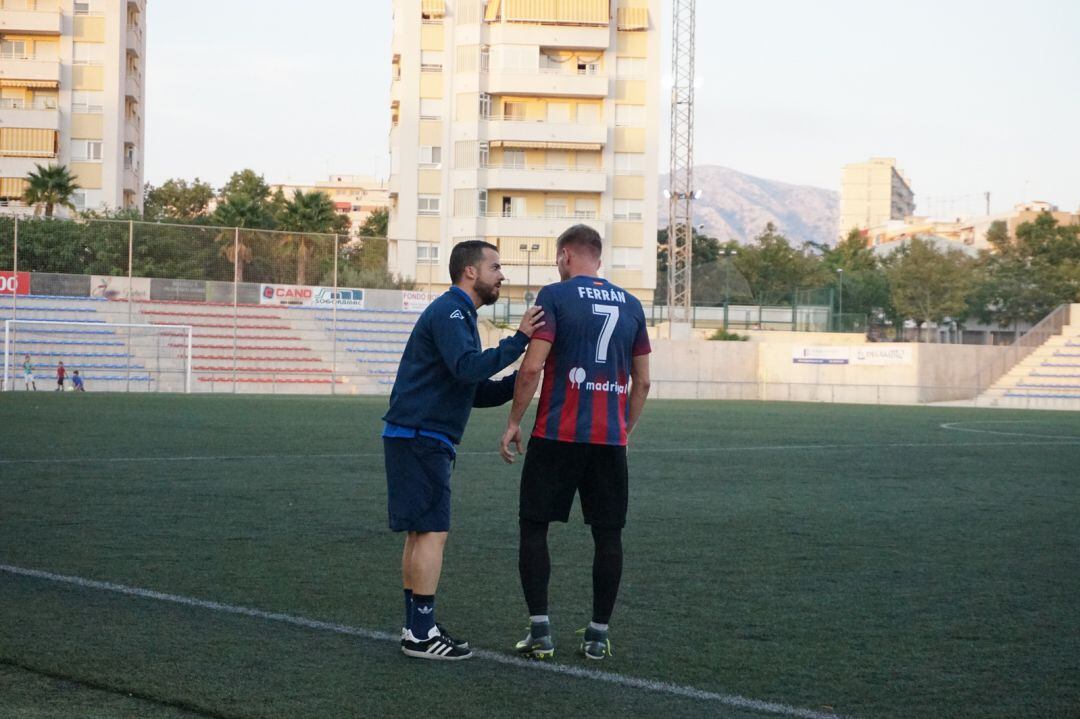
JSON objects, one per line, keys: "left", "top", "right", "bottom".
{"left": 1, "top": 394, "right": 1078, "bottom": 718}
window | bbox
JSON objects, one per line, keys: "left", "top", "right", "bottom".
{"left": 70, "top": 191, "right": 87, "bottom": 210}
{"left": 74, "top": 2, "right": 90, "bottom": 15}
{"left": 615, "top": 105, "right": 646, "bottom": 127}
{"left": 419, "top": 98, "right": 443, "bottom": 119}
{"left": 576, "top": 151, "right": 601, "bottom": 170}
{"left": 501, "top": 196, "right": 526, "bottom": 218}
{"left": 576, "top": 103, "right": 600, "bottom": 124}
{"left": 417, "top": 195, "right": 441, "bottom": 215}
{"left": 574, "top": 198, "right": 598, "bottom": 219}
{"left": 454, "top": 189, "right": 476, "bottom": 217}
{"left": 421, "top": 50, "right": 444, "bottom": 70}
{"left": 479, "top": 93, "right": 491, "bottom": 118}
{"left": 71, "top": 139, "right": 103, "bottom": 162}
{"left": 616, "top": 57, "right": 646, "bottom": 78}
{"left": 614, "top": 200, "right": 644, "bottom": 221}
{"left": 504, "top": 101, "right": 526, "bottom": 120}
{"left": 419, "top": 145, "right": 442, "bottom": 166}
{"left": 545, "top": 199, "right": 567, "bottom": 218}
{"left": 612, "top": 247, "right": 643, "bottom": 268}
{"left": 546, "top": 102, "right": 570, "bottom": 123}
{"left": 503, "top": 150, "right": 525, "bottom": 169}
{"left": 546, "top": 150, "right": 568, "bottom": 169}
{"left": 478, "top": 189, "right": 488, "bottom": 215}
{"left": 72, "top": 91, "right": 104, "bottom": 114}
{"left": 417, "top": 244, "right": 440, "bottom": 263}
{"left": 73, "top": 42, "right": 105, "bottom": 65}
{"left": 615, "top": 152, "right": 644, "bottom": 175}
{"left": 479, "top": 141, "right": 489, "bottom": 167}
{"left": 0, "top": 40, "right": 26, "bottom": 59}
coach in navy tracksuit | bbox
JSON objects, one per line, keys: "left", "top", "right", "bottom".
{"left": 384, "top": 240, "right": 544, "bottom": 661}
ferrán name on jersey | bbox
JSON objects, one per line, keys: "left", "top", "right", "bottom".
{"left": 577, "top": 286, "right": 627, "bottom": 304}
{"left": 531, "top": 276, "right": 650, "bottom": 446}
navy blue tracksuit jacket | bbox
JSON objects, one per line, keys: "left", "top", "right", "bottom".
{"left": 383, "top": 287, "right": 528, "bottom": 444}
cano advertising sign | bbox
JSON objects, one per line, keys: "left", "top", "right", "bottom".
{"left": 260, "top": 283, "right": 365, "bottom": 308}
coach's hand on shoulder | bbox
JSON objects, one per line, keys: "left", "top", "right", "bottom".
{"left": 500, "top": 423, "right": 522, "bottom": 464}
{"left": 517, "top": 306, "right": 545, "bottom": 338}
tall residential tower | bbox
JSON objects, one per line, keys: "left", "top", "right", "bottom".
{"left": 388, "top": 0, "right": 660, "bottom": 302}
{"left": 839, "top": 157, "right": 914, "bottom": 239}
{"left": 0, "top": 0, "right": 146, "bottom": 214}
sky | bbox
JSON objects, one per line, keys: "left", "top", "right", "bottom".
{"left": 146, "top": 0, "right": 1080, "bottom": 216}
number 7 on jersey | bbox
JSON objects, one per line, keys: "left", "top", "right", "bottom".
{"left": 592, "top": 304, "right": 620, "bottom": 364}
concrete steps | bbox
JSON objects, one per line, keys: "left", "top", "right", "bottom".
{"left": 977, "top": 304, "right": 1080, "bottom": 410}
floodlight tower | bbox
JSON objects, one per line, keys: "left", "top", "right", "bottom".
{"left": 666, "top": 0, "right": 697, "bottom": 329}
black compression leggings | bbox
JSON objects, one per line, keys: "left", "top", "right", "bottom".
{"left": 518, "top": 519, "right": 624, "bottom": 624}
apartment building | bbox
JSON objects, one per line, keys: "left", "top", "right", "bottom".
{"left": 839, "top": 157, "right": 914, "bottom": 239}
{"left": 270, "top": 175, "right": 390, "bottom": 236}
{"left": 867, "top": 201, "right": 1080, "bottom": 255}
{"left": 388, "top": 0, "right": 660, "bottom": 302}
{"left": 0, "top": 0, "right": 145, "bottom": 214}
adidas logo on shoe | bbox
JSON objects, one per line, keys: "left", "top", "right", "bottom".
{"left": 401, "top": 629, "right": 473, "bottom": 661}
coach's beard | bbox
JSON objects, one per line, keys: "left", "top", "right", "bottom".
{"left": 474, "top": 278, "right": 501, "bottom": 306}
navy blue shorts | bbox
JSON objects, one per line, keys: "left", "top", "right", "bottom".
{"left": 384, "top": 436, "right": 455, "bottom": 532}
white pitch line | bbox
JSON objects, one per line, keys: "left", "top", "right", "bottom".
{"left": 2, "top": 438, "right": 1079, "bottom": 466}
{"left": 0, "top": 563, "right": 841, "bottom": 719}
{"left": 939, "top": 421, "right": 1080, "bottom": 442}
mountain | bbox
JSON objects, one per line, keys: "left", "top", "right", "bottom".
{"left": 659, "top": 165, "right": 839, "bottom": 247}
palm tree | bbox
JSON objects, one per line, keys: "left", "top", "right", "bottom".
{"left": 276, "top": 189, "right": 343, "bottom": 285}
{"left": 22, "top": 164, "right": 80, "bottom": 217}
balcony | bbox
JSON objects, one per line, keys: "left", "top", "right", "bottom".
{"left": 124, "top": 118, "right": 140, "bottom": 144}
{"left": 482, "top": 67, "right": 608, "bottom": 98}
{"left": 126, "top": 25, "right": 143, "bottom": 54}
{"left": 477, "top": 164, "right": 606, "bottom": 193}
{"left": 0, "top": 53, "right": 60, "bottom": 84}
{"left": 0, "top": 100, "right": 59, "bottom": 131}
{"left": 0, "top": 9, "right": 62, "bottom": 35}
{"left": 487, "top": 23, "right": 609, "bottom": 51}
{"left": 125, "top": 73, "right": 141, "bottom": 99}
{"left": 124, "top": 166, "right": 139, "bottom": 190}
{"left": 482, "top": 117, "right": 607, "bottom": 147}
{"left": 450, "top": 213, "right": 605, "bottom": 241}
{"left": 0, "top": 157, "right": 55, "bottom": 180}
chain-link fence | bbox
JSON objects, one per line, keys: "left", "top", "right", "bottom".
{"left": 1, "top": 216, "right": 418, "bottom": 394}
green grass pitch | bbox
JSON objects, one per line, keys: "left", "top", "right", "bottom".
{"left": 1, "top": 394, "right": 1078, "bottom": 718}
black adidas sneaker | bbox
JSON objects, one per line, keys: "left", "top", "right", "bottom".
{"left": 401, "top": 630, "right": 474, "bottom": 661}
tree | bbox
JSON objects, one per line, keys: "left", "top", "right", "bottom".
{"left": 275, "top": 189, "right": 348, "bottom": 285}
{"left": 819, "top": 228, "right": 894, "bottom": 330}
{"left": 211, "top": 169, "right": 276, "bottom": 230}
{"left": 22, "top": 164, "right": 80, "bottom": 218}
{"left": 357, "top": 207, "right": 389, "bottom": 238}
{"left": 971, "top": 214, "right": 1080, "bottom": 329}
{"left": 886, "top": 237, "right": 974, "bottom": 341}
{"left": 144, "top": 178, "right": 214, "bottom": 221}
{"left": 732, "top": 223, "right": 828, "bottom": 305}
{"left": 655, "top": 226, "right": 734, "bottom": 305}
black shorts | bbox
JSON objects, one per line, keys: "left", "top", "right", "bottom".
{"left": 519, "top": 437, "right": 628, "bottom": 529}
{"left": 384, "top": 436, "right": 455, "bottom": 533}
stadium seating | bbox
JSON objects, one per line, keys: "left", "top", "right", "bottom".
{"left": 0, "top": 295, "right": 156, "bottom": 389}
{"left": 1, "top": 294, "right": 420, "bottom": 394}
{"left": 980, "top": 303, "right": 1080, "bottom": 409}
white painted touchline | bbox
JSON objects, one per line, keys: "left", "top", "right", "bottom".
{"left": 2, "top": 438, "right": 1079, "bottom": 466}
{"left": 0, "top": 563, "right": 842, "bottom": 719}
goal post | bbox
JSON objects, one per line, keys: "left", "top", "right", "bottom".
{"left": 3, "top": 320, "right": 193, "bottom": 393}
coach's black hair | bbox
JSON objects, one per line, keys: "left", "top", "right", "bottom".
{"left": 449, "top": 240, "right": 499, "bottom": 283}
{"left": 556, "top": 224, "right": 603, "bottom": 258}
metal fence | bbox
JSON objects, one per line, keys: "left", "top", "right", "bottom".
{"left": 0, "top": 216, "right": 413, "bottom": 394}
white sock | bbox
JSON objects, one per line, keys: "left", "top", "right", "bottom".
{"left": 588, "top": 621, "right": 608, "bottom": 633}
{"left": 529, "top": 615, "right": 550, "bottom": 625}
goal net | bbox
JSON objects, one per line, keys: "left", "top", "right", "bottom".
{"left": 2, "top": 320, "right": 193, "bottom": 393}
